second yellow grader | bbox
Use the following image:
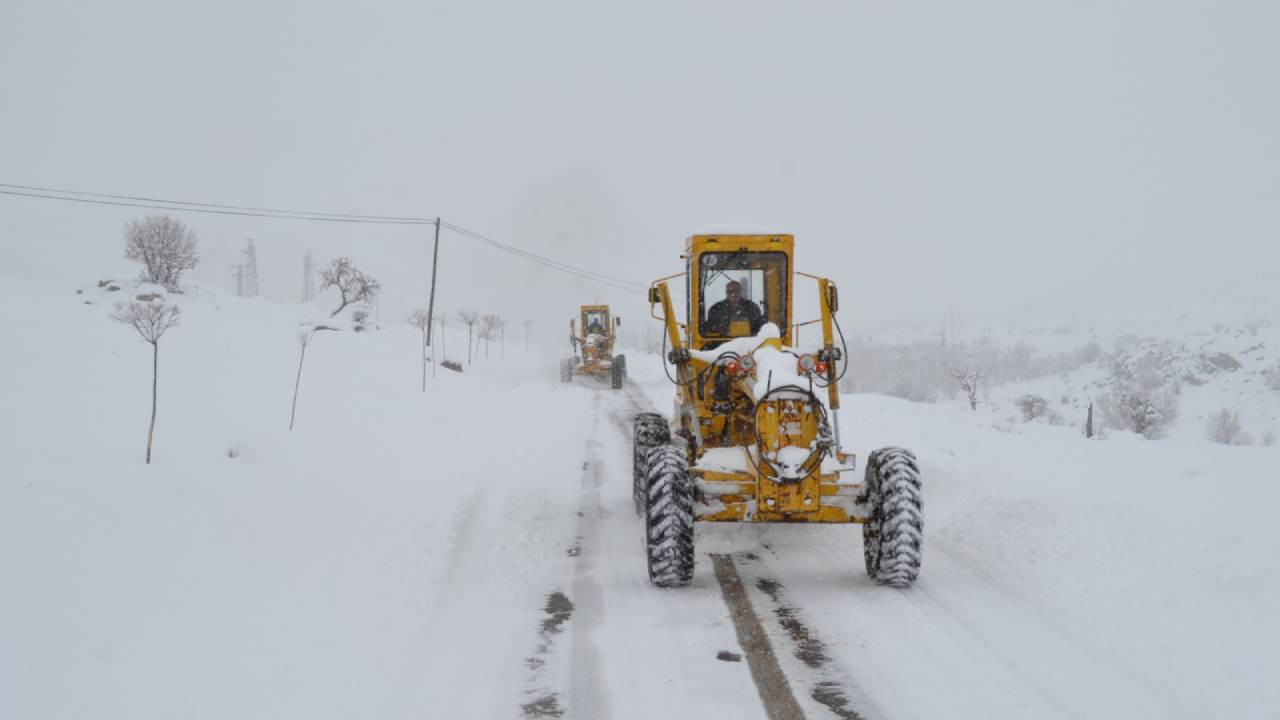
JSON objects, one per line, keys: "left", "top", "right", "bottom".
{"left": 561, "top": 304, "right": 627, "bottom": 389}
{"left": 636, "top": 232, "right": 923, "bottom": 588}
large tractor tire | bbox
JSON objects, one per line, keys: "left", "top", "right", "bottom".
{"left": 632, "top": 413, "right": 670, "bottom": 516}
{"left": 611, "top": 355, "right": 627, "bottom": 389}
{"left": 645, "top": 443, "right": 694, "bottom": 587}
{"left": 560, "top": 357, "right": 574, "bottom": 383}
{"left": 862, "top": 447, "right": 923, "bottom": 588}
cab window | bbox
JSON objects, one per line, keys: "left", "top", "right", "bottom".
{"left": 583, "top": 310, "right": 608, "bottom": 335}
{"left": 697, "top": 251, "right": 787, "bottom": 341}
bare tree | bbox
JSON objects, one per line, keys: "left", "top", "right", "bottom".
{"left": 123, "top": 216, "right": 199, "bottom": 291}
{"left": 289, "top": 326, "right": 336, "bottom": 430}
{"left": 481, "top": 314, "right": 501, "bottom": 359}
{"left": 408, "top": 308, "right": 430, "bottom": 390}
{"left": 319, "top": 258, "right": 380, "bottom": 318}
{"left": 435, "top": 315, "right": 448, "bottom": 361}
{"left": 458, "top": 310, "right": 479, "bottom": 364}
{"left": 479, "top": 314, "right": 502, "bottom": 359}
{"left": 951, "top": 368, "right": 985, "bottom": 411}
{"left": 110, "top": 300, "right": 181, "bottom": 463}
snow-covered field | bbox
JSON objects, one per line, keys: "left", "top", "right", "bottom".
{"left": 3, "top": 278, "right": 1278, "bottom": 719}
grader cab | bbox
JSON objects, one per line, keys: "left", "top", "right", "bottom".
{"left": 560, "top": 304, "right": 627, "bottom": 389}
{"left": 634, "top": 233, "right": 923, "bottom": 587}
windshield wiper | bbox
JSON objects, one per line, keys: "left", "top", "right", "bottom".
{"left": 703, "top": 246, "right": 748, "bottom": 290}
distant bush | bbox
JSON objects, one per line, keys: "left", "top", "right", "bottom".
{"left": 1096, "top": 371, "right": 1178, "bottom": 439}
{"left": 1265, "top": 365, "right": 1280, "bottom": 392}
{"left": 442, "top": 359, "right": 463, "bottom": 373}
{"left": 1016, "top": 394, "right": 1063, "bottom": 425}
{"left": 351, "top": 308, "right": 371, "bottom": 332}
{"left": 1074, "top": 341, "right": 1102, "bottom": 365}
{"left": 1206, "top": 408, "right": 1252, "bottom": 446}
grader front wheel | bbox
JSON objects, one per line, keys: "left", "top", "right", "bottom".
{"left": 862, "top": 447, "right": 923, "bottom": 588}
{"left": 632, "top": 413, "right": 670, "bottom": 516}
{"left": 645, "top": 443, "right": 694, "bottom": 587}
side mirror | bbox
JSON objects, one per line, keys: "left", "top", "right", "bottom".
{"left": 648, "top": 287, "right": 661, "bottom": 304}
{"left": 826, "top": 283, "right": 839, "bottom": 313}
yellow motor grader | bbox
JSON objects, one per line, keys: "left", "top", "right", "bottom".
{"left": 561, "top": 304, "right": 626, "bottom": 389}
{"left": 634, "top": 233, "right": 922, "bottom": 587}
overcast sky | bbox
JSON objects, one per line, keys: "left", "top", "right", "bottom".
{"left": 2, "top": 0, "right": 1277, "bottom": 337}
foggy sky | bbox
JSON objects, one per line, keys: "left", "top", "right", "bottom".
{"left": 3, "top": 0, "right": 1277, "bottom": 338}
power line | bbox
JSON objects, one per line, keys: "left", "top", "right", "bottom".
{"left": 1, "top": 181, "right": 647, "bottom": 293}
{"left": 0, "top": 182, "right": 434, "bottom": 222}
{"left": 440, "top": 222, "right": 646, "bottom": 293}
{"left": 0, "top": 188, "right": 433, "bottom": 224}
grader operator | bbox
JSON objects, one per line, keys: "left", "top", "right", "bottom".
{"left": 633, "top": 233, "right": 923, "bottom": 588}
{"left": 560, "top": 304, "right": 627, "bottom": 389}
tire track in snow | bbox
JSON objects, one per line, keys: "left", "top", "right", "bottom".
{"left": 566, "top": 422, "right": 612, "bottom": 717}
{"left": 710, "top": 553, "right": 808, "bottom": 720}
{"left": 520, "top": 393, "right": 613, "bottom": 718}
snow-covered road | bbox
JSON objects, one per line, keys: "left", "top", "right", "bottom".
{"left": 513, "top": 378, "right": 1170, "bottom": 720}
{"left": 4, "top": 280, "right": 1277, "bottom": 719}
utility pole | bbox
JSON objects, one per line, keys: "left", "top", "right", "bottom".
{"left": 231, "top": 263, "right": 244, "bottom": 297}
{"left": 523, "top": 319, "right": 532, "bottom": 351}
{"left": 426, "top": 217, "right": 441, "bottom": 346}
{"left": 302, "top": 250, "right": 315, "bottom": 302}
{"left": 242, "top": 239, "right": 259, "bottom": 297}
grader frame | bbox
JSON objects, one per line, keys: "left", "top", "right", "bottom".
{"left": 635, "top": 233, "right": 923, "bottom": 588}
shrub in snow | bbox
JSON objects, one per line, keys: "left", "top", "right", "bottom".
{"left": 123, "top": 215, "right": 199, "bottom": 291}
{"left": 1016, "top": 395, "right": 1049, "bottom": 422}
{"left": 320, "top": 258, "right": 379, "bottom": 318}
{"left": 1096, "top": 371, "right": 1178, "bottom": 439}
{"left": 1265, "top": 365, "right": 1280, "bottom": 392}
{"left": 110, "top": 299, "right": 181, "bottom": 463}
{"left": 351, "top": 308, "right": 373, "bottom": 332}
{"left": 1263, "top": 430, "right": 1277, "bottom": 447}
{"left": 1206, "top": 409, "right": 1252, "bottom": 446}
{"left": 442, "top": 359, "right": 463, "bottom": 373}
{"left": 1016, "top": 394, "right": 1063, "bottom": 425}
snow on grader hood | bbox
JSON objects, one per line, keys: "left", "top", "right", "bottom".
{"left": 633, "top": 233, "right": 924, "bottom": 589}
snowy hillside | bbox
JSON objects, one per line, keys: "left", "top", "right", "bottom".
{"left": 2, "top": 278, "right": 1278, "bottom": 719}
